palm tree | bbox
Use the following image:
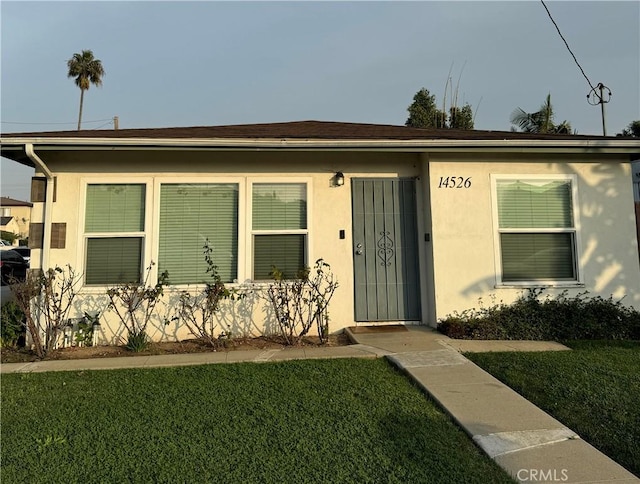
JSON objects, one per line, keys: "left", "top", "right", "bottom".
{"left": 67, "top": 50, "right": 105, "bottom": 130}
{"left": 510, "top": 93, "right": 572, "bottom": 134}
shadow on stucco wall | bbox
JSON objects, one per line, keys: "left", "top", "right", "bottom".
{"left": 458, "top": 161, "right": 640, "bottom": 315}
{"left": 68, "top": 282, "right": 285, "bottom": 346}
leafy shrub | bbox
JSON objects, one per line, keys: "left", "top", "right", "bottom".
{"left": 125, "top": 331, "right": 150, "bottom": 352}
{"left": 1, "top": 301, "right": 25, "bottom": 347}
{"left": 74, "top": 312, "right": 100, "bottom": 347}
{"left": 438, "top": 289, "right": 640, "bottom": 341}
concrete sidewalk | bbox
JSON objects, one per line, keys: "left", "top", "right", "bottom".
{"left": 2, "top": 326, "right": 637, "bottom": 483}
{"left": 345, "top": 326, "right": 638, "bottom": 484}
{"left": 0, "top": 343, "right": 380, "bottom": 374}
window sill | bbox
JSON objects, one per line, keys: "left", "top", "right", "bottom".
{"left": 494, "top": 282, "right": 585, "bottom": 289}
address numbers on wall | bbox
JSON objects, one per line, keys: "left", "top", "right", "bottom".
{"left": 437, "top": 176, "right": 472, "bottom": 188}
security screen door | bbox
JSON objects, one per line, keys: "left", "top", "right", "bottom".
{"left": 352, "top": 178, "right": 421, "bottom": 321}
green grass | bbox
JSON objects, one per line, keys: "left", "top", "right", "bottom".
{"left": 466, "top": 341, "right": 640, "bottom": 477}
{"left": 1, "top": 359, "right": 513, "bottom": 483}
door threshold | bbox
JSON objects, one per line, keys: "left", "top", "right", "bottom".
{"left": 348, "top": 324, "right": 409, "bottom": 334}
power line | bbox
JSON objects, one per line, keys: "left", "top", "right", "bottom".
{"left": 540, "top": 0, "right": 611, "bottom": 135}
{"left": 540, "top": 0, "right": 596, "bottom": 92}
{"left": 1, "top": 118, "right": 113, "bottom": 126}
{"left": 93, "top": 120, "right": 115, "bottom": 130}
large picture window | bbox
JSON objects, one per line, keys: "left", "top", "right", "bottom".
{"left": 158, "top": 183, "right": 239, "bottom": 284}
{"left": 495, "top": 177, "right": 578, "bottom": 283}
{"left": 252, "top": 183, "right": 307, "bottom": 279}
{"left": 84, "top": 184, "right": 145, "bottom": 285}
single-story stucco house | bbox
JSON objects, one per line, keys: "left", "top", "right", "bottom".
{"left": 0, "top": 196, "right": 33, "bottom": 241}
{"left": 1, "top": 120, "right": 639, "bottom": 344}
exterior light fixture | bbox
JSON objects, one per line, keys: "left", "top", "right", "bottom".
{"left": 335, "top": 172, "right": 345, "bottom": 187}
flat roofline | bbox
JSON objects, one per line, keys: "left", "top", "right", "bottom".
{"left": 2, "top": 137, "right": 639, "bottom": 167}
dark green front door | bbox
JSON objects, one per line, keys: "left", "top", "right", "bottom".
{"left": 352, "top": 178, "right": 421, "bottom": 321}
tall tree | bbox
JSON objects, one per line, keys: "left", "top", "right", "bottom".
{"left": 510, "top": 93, "right": 572, "bottom": 134}
{"left": 405, "top": 88, "right": 446, "bottom": 128}
{"left": 449, "top": 103, "right": 474, "bottom": 129}
{"left": 617, "top": 120, "right": 640, "bottom": 137}
{"left": 67, "top": 50, "right": 105, "bottom": 130}
{"left": 406, "top": 87, "right": 473, "bottom": 129}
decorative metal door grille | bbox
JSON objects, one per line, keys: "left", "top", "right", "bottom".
{"left": 352, "top": 178, "right": 421, "bottom": 321}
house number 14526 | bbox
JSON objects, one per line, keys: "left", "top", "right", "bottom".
{"left": 438, "top": 176, "right": 471, "bottom": 188}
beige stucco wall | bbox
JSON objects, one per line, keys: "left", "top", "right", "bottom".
{"left": 1, "top": 217, "right": 21, "bottom": 239}
{"left": 427, "top": 153, "right": 640, "bottom": 320}
{"left": 1, "top": 205, "right": 31, "bottom": 239}
{"left": 27, "top": 148, "right": 640, "bottom": 344}
{"left": 30, "top": 150, "right": 422, "bottom": 344}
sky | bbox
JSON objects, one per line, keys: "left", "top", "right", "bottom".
{"left": 1, "top": 1, "right": 639, "bottom": 201}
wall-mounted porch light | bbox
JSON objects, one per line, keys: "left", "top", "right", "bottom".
{"left": 334, "top": 171, "right": 345, "bottom": 187}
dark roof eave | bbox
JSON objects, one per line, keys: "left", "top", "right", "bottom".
{"left": 2, "top": 118, "right": 639, "bottom": 166}
{"left": 2, "top": 138, "right": 640, "bottom": 168}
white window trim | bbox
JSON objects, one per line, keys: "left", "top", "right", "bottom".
{"left": 79, "top": 176, "right": 313, "bottom": 288}
{"left": 490, "top": 174, "right": 583, "bottom": 287}
{"left": 78, "top": 178, "right": 154, "bottom": 289}
{"left": 246, "top": 177, "right": 313, "bottom": 282}
{"left": 150, "top": 176, "right": 245, "bottom": 287}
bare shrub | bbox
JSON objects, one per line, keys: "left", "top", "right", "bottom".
{"left": 106, "top": 263, "right": 169, "bottom": 351}
{"left": 173, "top": 242, "right": 247, "bottom": 348}
{"left": 266, "top": 259, "right": 338, "bottom": 345}
{"left": 10, "top": 266, "right": 82, "bottom": 359}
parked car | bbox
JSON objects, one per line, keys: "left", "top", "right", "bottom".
{"left": 11, "top": 246, "right": 30, "bottom": 265}
{"left": 0, "top": 240, "right": 16, "bottom": 251}
{"left": 0, "top": 249, "right": 28, "bottom": 286}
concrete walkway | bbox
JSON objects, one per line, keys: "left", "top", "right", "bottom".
{"left": 2, "top": 326, "right": 637, "bottom": 483}
{"left": 345, "top": 326, "right": 638, "bottom": 484}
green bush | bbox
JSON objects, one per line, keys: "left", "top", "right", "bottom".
{"left": 1, "top": 301, "right": 25, "bottom": 347}
{"left": 1, "top": 230, "right": 19, "bottom": 244}
{"left": 437, "top": 289, "right": 640, "bottom": 341}
{"left": 125, "top": 330, "right": 150, "bottom": 352}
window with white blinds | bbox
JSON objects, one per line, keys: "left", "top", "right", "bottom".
{"left": 158, "top": 184, "right": 238, "bottom": 284}
{"left": 84, "top": 184, "right": 145, "bottom": 285}
{"left": 252, "top": 183, "right": 307, "bottom": 279}
{"left": 496, "top": 178, "right": 578, "bottom": 283}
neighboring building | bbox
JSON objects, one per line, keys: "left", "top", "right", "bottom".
{"left": 633, "top": 161, "right": 640, "bottom": 254}
{"left": 0, "top": 197, "right": 32, "bottom": 242}
{"left": 2, "top": 121, "right": 639, "bottom": 344}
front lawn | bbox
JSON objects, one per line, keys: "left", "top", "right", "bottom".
{"left": 1, "top": 359, "right": 513, "bottom": 483}
{"left": 467, "top": 341, "right": 640, "bottom": 477}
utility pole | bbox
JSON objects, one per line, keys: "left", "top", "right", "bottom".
{"left": 587, "top": 83, "right": 611, "bottom": 136}
{"left": 599, "top": 84, "right": 607, "bottom": 136}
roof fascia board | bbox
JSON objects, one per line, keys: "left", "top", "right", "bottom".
{"left": 2, "top": 137, "right": 639, "bottom": 154}
{"left": 11, "top": 145, "right": 639, "bottom": 156}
